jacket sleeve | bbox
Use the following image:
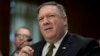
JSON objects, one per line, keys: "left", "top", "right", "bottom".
{"left": 82, "top": 39, "right": 100, "bottom": 56}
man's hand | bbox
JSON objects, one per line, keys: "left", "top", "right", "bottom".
{"left": 18, "top": 46, "right": 34, "bottom": 56}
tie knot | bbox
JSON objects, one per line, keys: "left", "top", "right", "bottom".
{"left": 49, "top": 44, "right": 55, "bottom": 49}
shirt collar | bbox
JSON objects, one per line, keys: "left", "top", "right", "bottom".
{"left": 47, "top": 30, "right": 68, "bottom": 48}
{"left": 54, "top": 30, "right": 68, "bottom": 48}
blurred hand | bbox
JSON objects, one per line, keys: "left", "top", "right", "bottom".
{"left": 18, "top": 46, "right": 34, "bottom": 56}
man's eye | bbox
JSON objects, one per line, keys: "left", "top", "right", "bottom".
{"left": 48, "top": 15, "right": 55, "bottom": 17}
{"left": 23, "top": 35, "right": 27, "bottom": 38}
{"left": 15, "top": 34, "right": 20, "bottom": 37}
{"left": 50, "top": 15, "right": 54, "bottom": 16}
{"left": 39, "top": 18, "right": 43, "bottom": 21}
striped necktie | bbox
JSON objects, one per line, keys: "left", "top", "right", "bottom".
{"left": 46, "top": 44, "right": 55, "bottom": 56}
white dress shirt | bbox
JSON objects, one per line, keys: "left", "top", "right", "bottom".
{"left": 42, "top": 31, "right": 68, "bottom": 56}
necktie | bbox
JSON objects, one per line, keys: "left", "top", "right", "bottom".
{"left": 46, "top": 44, "right": 55, "bottom": 56}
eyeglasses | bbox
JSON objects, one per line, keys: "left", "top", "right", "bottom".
{"left": 15, "top": 34, "right": 31, "bottom": 39}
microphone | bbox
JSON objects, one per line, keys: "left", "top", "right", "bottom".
{"left": 10, "top": 38, "right": 32, "bottom": 56}
{"left": 27, "top": 38, "right": 32, "bottom": 42}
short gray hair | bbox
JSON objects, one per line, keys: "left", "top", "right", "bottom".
{"left": 15, "top": 26, "right": 32, "bottom": 36}
{"left": 37, "top": 1, "right": 66, "bottom": 16}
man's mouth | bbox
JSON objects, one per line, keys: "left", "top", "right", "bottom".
{"left": 45, "top": 27, "right": 53, "bottom": 31}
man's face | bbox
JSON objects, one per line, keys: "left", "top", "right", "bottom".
{"left": 38, "top": 5, "right": 67, "bottom": 43}
{"left": 14, "top": 28, "right": 32, "bottom": 49}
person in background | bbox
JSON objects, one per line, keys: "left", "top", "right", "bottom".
{"left": 13, "top": 26, "right": 32, "bottom": 56}
{"left": 18, "top": 1, "right": 100, "bottom": 56}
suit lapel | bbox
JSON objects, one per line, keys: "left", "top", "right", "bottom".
{"left": 33, "top": 40, "right": 46, "bottom": 56}
{"left": 55, "top": 33, "right": 72, "bottom": 56}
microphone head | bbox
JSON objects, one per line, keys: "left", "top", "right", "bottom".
{"left": 27, "top": 38, "right": 32, "bottom": 42}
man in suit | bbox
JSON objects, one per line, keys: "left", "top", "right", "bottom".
{"left": 18, "top": 1, "right": 100, "bottom": 56}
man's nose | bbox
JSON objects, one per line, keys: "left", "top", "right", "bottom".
{"left": 43, "top": 17, "right": 50, "bottom": 25}
{"left": 19, "top": 36, "right": 24, "bottom": 40}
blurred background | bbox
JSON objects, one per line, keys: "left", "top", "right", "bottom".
{"left": 9, "top": 0, "right": 41, "bottom": 55}
{"left": 0, "top": 0, "right": 100, "bottom": 56}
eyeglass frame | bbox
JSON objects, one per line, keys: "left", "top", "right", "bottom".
{"left": 15, "top": 33, "right": 31, "bottom": 39}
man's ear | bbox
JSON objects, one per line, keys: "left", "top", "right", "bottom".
{"left": 63, "top": 16, "right": 68, "bottom": 25}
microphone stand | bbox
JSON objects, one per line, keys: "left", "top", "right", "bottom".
{"left": 10, "top": 38, "right": 32, "bottom": 56}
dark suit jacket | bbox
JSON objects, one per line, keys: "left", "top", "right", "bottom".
{"left": 31, "top": 33, "right": 100, "bottom": 56}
